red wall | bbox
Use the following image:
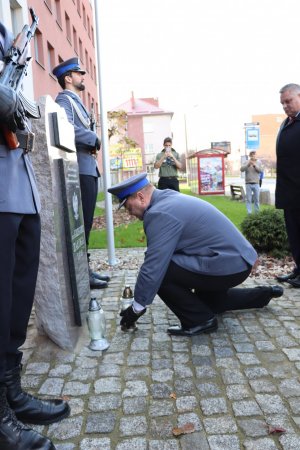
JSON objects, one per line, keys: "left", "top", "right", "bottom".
{"left": 28, "top": 0, "right": 98, "bottom": 112}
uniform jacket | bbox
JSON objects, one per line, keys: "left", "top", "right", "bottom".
{"left": 275, "top": 115, "right": 300, "bottom": 209}
{"left": 134, "top": 189, "right": 257, "bottom": 307}
{"left": 55, "top": 90, "right": 100, "bottom": 177}
{"left": 0, "top": 23, "right": 40, "bottom": 214}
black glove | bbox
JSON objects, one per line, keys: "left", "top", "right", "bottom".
{"left": 6, "top": 98, "right": 26, "bottom": 132}
{"left": 95, "top": 137, "right": 101, "bottom": 150}
{"left": 120, "top": 305, "right": 146, "bottom": 330}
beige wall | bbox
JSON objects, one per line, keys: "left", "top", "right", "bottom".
{"left": 252, "top": 113, "right": 286, "bottom": 162}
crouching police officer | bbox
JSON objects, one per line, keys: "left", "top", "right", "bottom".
{"left": 108, "top": 173, "right": 284, "bottom": 335}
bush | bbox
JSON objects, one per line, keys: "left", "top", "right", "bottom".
{"left": 241, "top": 209, "right": 290, "bottom": 258}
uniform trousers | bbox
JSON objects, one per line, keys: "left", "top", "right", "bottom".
{"left": 158, "top": 177, "right": 179, "bottom": 192}
{"left": 79, "top": 174, "right": 98, "bottom": 246}
{"left": 0, "top": 213, "right": 40, "bottom": 381}
{"left": 284, "top": 208, "right": 300, "bottom": 271}
{"left": 158, "top": 261, "right": 272, "bottom": 328}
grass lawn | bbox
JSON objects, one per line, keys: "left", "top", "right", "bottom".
{"left": 89, "top": 188, "right": 273, "bottom": 249}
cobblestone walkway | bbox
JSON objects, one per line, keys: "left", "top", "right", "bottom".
{"left": 22, "top": 249, "right": 300, "bottom": 450}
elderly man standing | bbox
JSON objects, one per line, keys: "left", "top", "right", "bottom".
{"left": 108, "top": 173, "right": 283, "bottom": 335}
{"left": 275, "top": 83, "right": 300, "bottom": 288}
{"left": 240, "top": 150, "right": 262, "bottom": 214}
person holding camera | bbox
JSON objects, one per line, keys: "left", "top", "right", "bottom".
{"left": 240, "top": 150, "right": 263, "bottom": 214}
{"left": 154, "top": 137, "right": 182, "bottom": 191}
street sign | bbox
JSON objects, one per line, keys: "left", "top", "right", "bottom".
{"left": 244, "top": 123, "right": 260, "bottom": 150}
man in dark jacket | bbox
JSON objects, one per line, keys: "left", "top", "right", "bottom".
{"left": 275, "top": 83, "right": 300, "bottom": 287}
{"left": 0, "top": 20, "right": 69, "bottom": 450}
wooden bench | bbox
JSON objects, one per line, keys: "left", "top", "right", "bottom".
{"left": 230, "top": 184, "right": 245, "bottom": 201}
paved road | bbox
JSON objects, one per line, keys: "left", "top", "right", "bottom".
{"left": 225, "top": 177, "right": 276, "bottom": 205}
{"left": 23, "top": 248, "right": 300, "bottom": 450}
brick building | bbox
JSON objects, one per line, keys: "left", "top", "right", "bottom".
{"left": 252, "top": 113, "right": 286, "bottom": 169}
{"left": 1, "top": 0, "right": 101, "bottom": 163}
{"left": 111, "top": 92, "right": 174, "bottom": 175}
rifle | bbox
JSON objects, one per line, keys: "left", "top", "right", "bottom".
{"left": 90, "top": 102, "right": 96, "bottom": 132}
{"left": 0, "top": 8, "right": 40, "bottom": 149}
{"left": 89, "top": 102, "right": 98, "bottom": 154}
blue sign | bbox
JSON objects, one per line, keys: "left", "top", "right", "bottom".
{"left": 245, "top": 126, "right": 260, "bottom": 150}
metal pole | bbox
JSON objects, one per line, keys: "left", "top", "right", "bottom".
{"left": 184, "top": 113, "right": 189, "bottom": 185}
{"left": 93, "top": 0, "right": 117, "bottom": 265}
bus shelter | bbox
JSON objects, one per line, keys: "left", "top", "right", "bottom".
{"left": 188, "top": 150, "right": 226, "bottom": 195}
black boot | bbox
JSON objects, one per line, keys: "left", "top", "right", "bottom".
{"left": 87, "top": 252, "right": 110, "bottom": 284}
{"left": 0, "top": 384, "right": 55, "bottom": 450}
{"left": 5, "top": 366, "right": 70, "bottom": 425}
{"left": 89, "top": 269, "right": 108, "bottom": 289}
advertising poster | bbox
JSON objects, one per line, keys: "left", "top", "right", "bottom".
{"left": 199, "top": 156, "right": 224, "bottom": 194}
{"left": 109, "top": 144, "right": 143, "bottom": 171}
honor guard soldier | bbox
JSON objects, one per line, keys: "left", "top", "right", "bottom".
{"left": 53, "top": 57, "right": 110, "bottom": 289}
{"left": 0, "top": 20, "right": 69, "bottom": 450}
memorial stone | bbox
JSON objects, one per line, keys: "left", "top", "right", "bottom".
{"left": 30, "top": 95, "right": 90, "bottom": 349}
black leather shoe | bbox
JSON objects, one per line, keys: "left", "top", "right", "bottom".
{"left": 269, "top": 285, "right": 284, "bottom": 298}
{"left": 89, "top": 275, "right": 108, "bottom": 289}
{"left": 0, "top": 386, "right": 56, "bottom": 449}
{"left": 5, "top": 366, "right": 70, "bottom": 425}
{"left": 90, "top": 270, "right": 111, "bottom": 282}
{"left": 286, "top": 275, "right": 300, "bottom": 288}
{"left": 167, "top": 317, "right": 218, "bottom": 336}
{"left": 276, "top": 269, "right": 299, "bottom": 282}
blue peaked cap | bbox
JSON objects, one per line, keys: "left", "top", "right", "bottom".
{"left": 108, "top": 173, "right": 149, "bottom": 208}
{"left": 52, "top": 57, "right": 86, "bottom": 78}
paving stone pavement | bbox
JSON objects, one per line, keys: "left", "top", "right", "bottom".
{"left": 22, "top": 248, "right": 300, "bottom": 450}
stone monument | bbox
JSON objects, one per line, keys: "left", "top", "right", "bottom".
{"left": 30, "top": 95, "right": 90, "bottom": 349}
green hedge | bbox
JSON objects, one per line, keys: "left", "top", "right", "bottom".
{"left": 241, "top": 209, "right": 290, "bottom": 258}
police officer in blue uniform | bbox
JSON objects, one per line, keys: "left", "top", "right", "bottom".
{"left": 108, "top": 173, "right": 284, "bottom": 335}
{"left": 0, "top": 20, "right": 69, "bottom": 450}
{"left": 52, "top": 57, "right": 109, "bottom": 289}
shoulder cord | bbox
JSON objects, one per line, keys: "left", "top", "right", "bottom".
{"left": 62, "top": 94, "right": 90, "bottom": 129}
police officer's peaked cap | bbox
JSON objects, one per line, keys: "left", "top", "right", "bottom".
{"left": 52, "top": 57, "right": 86, "bottom": 78}
{"left": 108, "top": 173, "right": 149, "bottom": 209}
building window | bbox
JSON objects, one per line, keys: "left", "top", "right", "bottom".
{"left": 47, "top": 42, "right": 55, "bottom": 74}
{"left": 94, "top": 65, "right": 97, "bottom": 82}
{"left": 77, "top": 0, "right": 81, "bottom": 16}
{"left": 88, "top": 92, "right": 91, "bottom": 109}
{"left": 87, "top": 16, "right": 90, "bottom": 38}
{"left": 82, "top": 5, "right": 86, "bottom": 28}
{"left": 91, "top": 26, "right": 94, "bottom": 46}
{"left": 65, "top": 12, "right": 71, "bottom": 43}
{"left": 44, "top": 0, "right": 52, "bottom": 12}
{"left": 54, "top": 0, "right": 62, "bottom": 26}
{"left": 82, "top": 90, "right": 86, "bottom": 106}
{"left": 34, "top": 29, "right": 45, "bottom": 67}
{"left": 145, "top": 143, "right": 154, "bottom": 152}
{"left": 73, "top": 27, "right": 78, "bottom": 54}
{"left": 90, "top": 57, "right": 93, "bottom": 78}
{"left": 79, "top": 38, "right": 83, "bottom": 62}
{"left": 85, "top": 49, "right": 89, "bottom": 72}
